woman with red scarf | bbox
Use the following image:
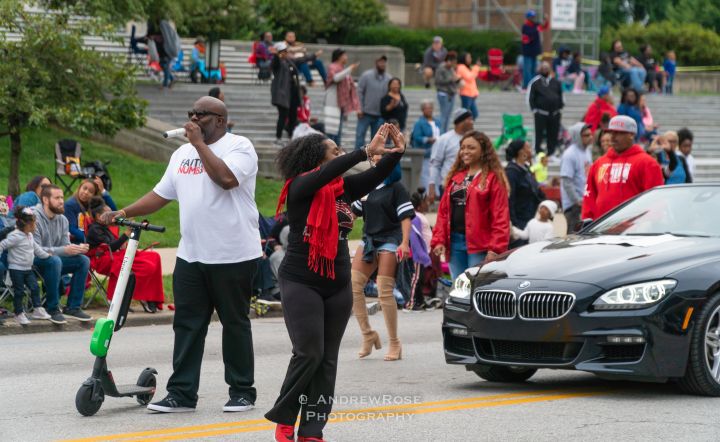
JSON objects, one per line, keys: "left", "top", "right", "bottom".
{"left": 267, "top": 124, "right": 405, "bottom": 442}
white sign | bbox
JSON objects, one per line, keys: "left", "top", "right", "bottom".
{"left": 551, "top": 0, "right": 577, "bottom": 30}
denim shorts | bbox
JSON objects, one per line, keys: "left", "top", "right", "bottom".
{"left": 359, "top": 240, "right": 398, "bottom": 253}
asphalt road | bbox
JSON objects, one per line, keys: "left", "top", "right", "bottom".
{"left": 3, "top": 309, "right": 720, "bottom": 441}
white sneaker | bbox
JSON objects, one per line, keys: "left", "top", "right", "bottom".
{"left": 31, "top": 306, "right": 52, "bottom": 320}
{"left": 15, "top": 312, "right": 30, "bottom": 325}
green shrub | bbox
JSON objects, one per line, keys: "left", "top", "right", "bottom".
{"left": 346, "top": 26, "right": 519, "bottom": 64}
{"left": 601, "top": 22, "right": 720, "bottom": 66}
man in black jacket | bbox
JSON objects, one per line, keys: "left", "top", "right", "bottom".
{"left": 527, "top": 62, "right": 563, "bottom": 157}
{"left": 270, "top": 42, "right": 314, "bottom": 145}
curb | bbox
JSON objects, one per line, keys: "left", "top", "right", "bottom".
{"left": 0, "top": 306, "right": 285, "bottom": 337}
{"left": 0, "top": 300, "right": 382, "bottom": 336}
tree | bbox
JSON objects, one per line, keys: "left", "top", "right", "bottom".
{"left": 326, "top": 0, "right": 387, "bottom": 43}
{"left": 0, "top": 1, "right": 147, "bottom": 195}
{"left": 172, "top": 0, "right": 254, "bottom": 40}
{"left": 667, "top": 0, "right": 720, "bottom": 33}
{"left": 601, "top": 0, "right": 673, "bottom": 29}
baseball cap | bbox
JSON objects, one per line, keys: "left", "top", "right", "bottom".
{"left": 597, "top": 85, "right": 610, "bottom": 97}
{"left": 433, "top": 36, "right": 443, "bottom": 44}
{"left": 526, "top": 9, "right": 537, "bottom": 19}
{"left": 607, "top": 115, "right": 638, "bottom": 135}
{"left": 452, "top": 108, "right": 473, "bottom": 124}
{"left": 274, "top": 41, "right": 288, "bottom": 52}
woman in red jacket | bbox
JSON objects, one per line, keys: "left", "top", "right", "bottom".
{"left": 431, "top": 131, "right": 511, "bottom": 279}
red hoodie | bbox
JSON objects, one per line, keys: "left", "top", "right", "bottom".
{"left": 431, "top": 170, "right": 510, "bottom": 257}
{"left": 584, "top": 97, "right": 617, "bottom": 133}
{"left": 582, "top": 145, "right": 664, "bottom": 220}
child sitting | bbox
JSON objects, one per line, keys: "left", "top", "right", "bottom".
{"left": 86, "top": 197, "right": 165, "bottom": 313}
{"left": 512, "top": 200, "right": 557, "bottom": 244}
{"left": 0, "top": 206, "right": 53, "bottom": 325}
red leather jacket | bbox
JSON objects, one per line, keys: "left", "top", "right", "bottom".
{"left": 431, "top": 170, "right": 510, "bottom": 258}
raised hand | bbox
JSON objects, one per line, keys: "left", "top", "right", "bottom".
{"left": 388, "top": 124, "right": 406, "bottom": 153}
{"left": 366, "top": 123, "right": 391, "bottom": 157}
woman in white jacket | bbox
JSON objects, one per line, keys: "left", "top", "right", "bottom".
{"left": 324, "top": 49, "right": 359, "bottom": 144}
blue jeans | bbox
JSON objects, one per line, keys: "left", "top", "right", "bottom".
{"left": 620, "top": 67, "right": 646, "bottom": 91}
{"left": 460, "top": 95, "right": 478, "bottom": 120}
{"left": 297, "top": 60, "right": 327, "bottom": 84}
{"left": 160, "top": 58, "right": 174, "bottom": 87}
{"left": 355, "top": 114, "right": 383, "bottom": 149}
{"left": 34, "top": 254, "right": 90, "bottom": 312}
{"left": 664, "top": 75, "right": 674, "bottom": 94}
{"left": 449, "top": 232, "right": 487, "bottom": 280}
{"left": 522, "top": 55, "right": 537, "bottom": 88}
{"left": 437, "top": 92, "right": 455, "bottom": 133}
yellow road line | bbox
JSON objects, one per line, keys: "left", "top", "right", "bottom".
{"left": 63, "top": 389, "right": 608, "bottom": 442}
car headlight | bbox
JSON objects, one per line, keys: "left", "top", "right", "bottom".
{"left": 449, "top": 272, "right": 472, "bottom": 300}
{"left": 593, "top": 279, "right": 677, "bottom": 310}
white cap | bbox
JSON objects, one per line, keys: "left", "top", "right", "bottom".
{"left": 608, "top": 115, "right": 638, "bottom": 135}
{"left": 274, "top": 41, "right": 288, "bottom": 52}
{"left": 539, "top": 200, "right": 558, "bottom": 219}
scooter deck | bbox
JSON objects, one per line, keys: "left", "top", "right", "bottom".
{"left": 114, "top": 384, "right": 155, "bottom": 397}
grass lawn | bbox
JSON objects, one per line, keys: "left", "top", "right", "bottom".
{"left": 0, "top": 126, "right": 286, "bottom": 247}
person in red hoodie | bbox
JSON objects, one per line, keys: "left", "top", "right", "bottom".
{"left": 431, "top": 131, "right": 510, "bottom": 279}
{"left": 582, "top": 115, "right": 664, "bottom": 220}
{"left": 584, "top": 85, "right": 617, "bottom": 133}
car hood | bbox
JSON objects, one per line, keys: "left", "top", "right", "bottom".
{"left": 477, "top": 234, "right": 720, "bottom": 290}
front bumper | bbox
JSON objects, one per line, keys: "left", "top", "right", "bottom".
{"left": 442, "top": 279, "right": 698, "bottom": 381}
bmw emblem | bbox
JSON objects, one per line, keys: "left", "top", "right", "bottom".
{"left": 519, "top": 281, "right": 531, "bottom": 289}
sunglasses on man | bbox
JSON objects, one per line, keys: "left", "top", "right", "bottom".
{"left": 187, "top": 109, "right": 222, "bottom": 119}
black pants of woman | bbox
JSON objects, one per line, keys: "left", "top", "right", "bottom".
{"left": 265, "top": 278, "right": 353, "bottom": 438}
{"left": 275, "top": 105, "right": 298, "bottom": 139}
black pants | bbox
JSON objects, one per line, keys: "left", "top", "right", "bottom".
{"left": 9, "top": 269, "right": 40, "bottom": 314}
{"left": 534, "top": 112, "right": 561, "bottom": 156}
{"left": 265, "top": 278, "right": 353, "bottom": 438}
{"left": 167, "top": 257, "right": 258, "bottom": 406}
{"left": 565, "top": 204, "right": 582, "bottom": 234}
{"left": 276, "top": 105, "right": 298, "bottom": 140}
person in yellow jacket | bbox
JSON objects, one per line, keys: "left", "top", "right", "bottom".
{"left": 530, "top": 152, "right": 549, "bottom": 184}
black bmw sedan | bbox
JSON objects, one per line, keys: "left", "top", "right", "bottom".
{"left": 443, "top": 185, "right": 720, "bottom": 395}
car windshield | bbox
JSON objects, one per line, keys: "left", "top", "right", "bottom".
{"left": 588, "top": 186, "right": 720, "bottom": 237}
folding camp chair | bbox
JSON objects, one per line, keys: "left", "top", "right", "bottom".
{"left": 493, "top": 114, "right": 533, "bottom": 150}
{"left": 478, "top": 48, "right": 513, "bottom": 90}
{"left": 54, "top": 139, "right": 83, "bottom": 195}
{"left": 0, "top": 269, "right": 42, "bottom": 313}
{"left": 84, "top": 270, "right": 110, "bottom": 309}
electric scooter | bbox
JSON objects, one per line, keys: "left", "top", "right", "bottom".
{"left": 75, "top": 218, "right": 165, "bottom": 416}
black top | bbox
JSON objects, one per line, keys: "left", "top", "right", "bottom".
{"left": 87, "top": 223, "right": 128, "bottom": 252}
{"left": 279, "top": 149, "right": 404, "bottom": 290}
{"left": 380, "top": 94, "right": 408, "bottom": 131}
{"left": 450, "top": 173, "right": 475, "bottom": 233}
{"left": 528, "top": 76, "right": 563, "bottom": 114}
{"left": 352, "top": 181, "right": 414, "bottom": 244}
{"left": 505, "top": 161, "right": 545, "bottom": 229}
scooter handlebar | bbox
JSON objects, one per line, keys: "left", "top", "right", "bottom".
{"left": 115, "top": 217, "right": 166, "bottom": 233}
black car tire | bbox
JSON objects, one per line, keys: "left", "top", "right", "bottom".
{"left": 678, "top": 293, "right": 720, "bottom": 396}
{"left": 471, "top": 365, "right": 537, "bottom": 382}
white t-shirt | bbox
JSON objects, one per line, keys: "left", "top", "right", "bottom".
{"left": 153, "top": 133, "right": 262, "bottom": 264}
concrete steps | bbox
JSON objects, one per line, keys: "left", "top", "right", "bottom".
{"left": 137, "top": 84, "right": 720, "bottom": 182}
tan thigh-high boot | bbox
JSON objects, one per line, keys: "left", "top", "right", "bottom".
{"left": 376, "top": 275, "right": 402, "bottom": 361}
{"left": 352, "top": 270, "right": 381, "bottom": 358}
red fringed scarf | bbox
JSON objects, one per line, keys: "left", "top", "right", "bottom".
{"left": 276, "top": 172, "right": 345, "bottom": 279}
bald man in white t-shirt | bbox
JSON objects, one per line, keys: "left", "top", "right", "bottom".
{"left": 102, "top": 96, "right": 262, "bottom": 414}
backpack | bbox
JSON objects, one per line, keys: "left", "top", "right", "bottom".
{"left": 159, "top": 20, "right": 181, "bottom": 60}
